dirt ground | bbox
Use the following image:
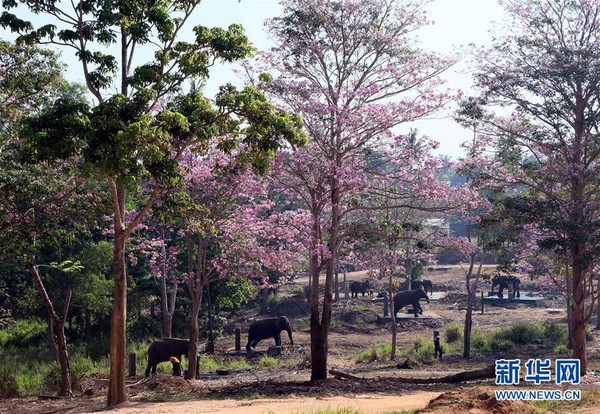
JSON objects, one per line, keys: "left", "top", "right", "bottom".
{"left": 3, "top": 265, "right": 600, "bottom": 414}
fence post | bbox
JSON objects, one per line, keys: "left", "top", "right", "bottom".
{"left": 128, "top": 352, "right": 137, "bottom": 377}
{"left": 235, "top": 327, "right": 241, "bottom": 352}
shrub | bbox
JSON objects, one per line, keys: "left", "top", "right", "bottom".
{"left": 4, "top": 319, "right": 46, "bottom": 348}
{"left": 414, "top": 342, "right": 436, "bottom": 364}
{"left": 356, "top": 344, "right": 392, "bottom": 363}
{"left": 471, "top": 331, "right": 490, "bottom": 352}
{"left": 543, "top": 322, "right": 568, "bottom": 345}
{"left": 445, "top": 323, "right": 463, "bottom": 343}
{"left": 553, "top": 344, "right": 570, "bottom": 355}
{"left": 506, "top": 322, "right": 544, "bottom": 345}
{"left": 490, "top": 337, "right": 514, "bottom": 352}
{"left": 0, "top": 367, "right": 19, "bottom": 399}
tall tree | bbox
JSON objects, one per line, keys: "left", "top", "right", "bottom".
{"left": 2, "top": 1, "right": 304, "bottom": 405}
{"left": 259, "top": 0, "right": 465, "bottom": 380}
{"left": 468, "top": 0, "right": 600, "bottom": 374}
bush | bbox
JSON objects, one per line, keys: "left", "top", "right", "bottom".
{"left": 490, "top": 337, "right": 514, "bottom": 352}
{"left": 0, "top": 367, "right": 19, "bottom": 399}
{"left": 445, "top": 323, "right": 463, "bottom": 343}
{"left": 356, "top": 344, "right": 392, "bottom": 363}
{"left": 553, "top": 344, "right": 570, "bottom": 355}
{"left": 415, "top": 342, "right": 436, "bottom": 364}
{"left": 471, "top": 331, "right": 490, "bottom": 352}
{"left": 543, "top": 322, "right": 568, "bottom": 345}
{"left": 506, "top": 322, "right": 544, "bottom": 345}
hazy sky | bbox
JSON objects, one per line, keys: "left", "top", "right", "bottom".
{"left": 2, "top": 0, "right": 508, "bottom": 158}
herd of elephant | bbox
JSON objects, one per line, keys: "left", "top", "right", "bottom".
{"left": 145, "top": 275, "right": 521, "bottom": 376}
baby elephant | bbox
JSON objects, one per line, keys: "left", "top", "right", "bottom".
{"left": 246, "top": 316, "right": 294, "bottom": 352}
{"left": 410, "top": 279, "right": 433, "bottom": 295}
{"left": 393, "top": 288, "right": 430, "bottom": 317}
{"left": 350, "top": 280, "right": 371, "bottom": 298}
{"left": 145, "top": 337, "right": 195, "bottom": 377}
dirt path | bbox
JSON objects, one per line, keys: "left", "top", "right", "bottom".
{"left": 104, "top": 392, "right": 443, "bottom": 414}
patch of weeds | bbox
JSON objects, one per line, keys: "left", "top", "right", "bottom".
{"left": 531, "top": 390, "right": 600, "bottom": 413}
{"left": 471, "top": 331, "right": 490, "bottom": 352}
{"left": 356, "top": 343, "right": 392, "bottom": 364}
{"left": 553, "top": 343, "right": 570, "bottom": 355}
{"left": 257, "top": 355, "right": 279, "bottom": 369}
{"left": 199, "top": 355, "right": 222, "bottom": 372}
{"left": 445, "top": 322, "right": 463, "bottom": 343}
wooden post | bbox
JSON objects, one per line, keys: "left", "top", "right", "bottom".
{"left": 235, "top": 328, "right": 241, "bottom": 352}
{"left": 344, "top": 282, "right": 349, "bottom": 299}
{"left": 128, "top": 352, "right": 137, "bottom": 377}
{"left": 481, "top": 291, "right": 484, "bottom": 314}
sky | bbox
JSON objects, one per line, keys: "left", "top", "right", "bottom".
{"left": 2, "top": 0, "right": 508, "bottom": 159}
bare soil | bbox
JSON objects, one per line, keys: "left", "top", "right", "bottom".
{"left": 3, "top": 265, "right": 600, "bottom": 413}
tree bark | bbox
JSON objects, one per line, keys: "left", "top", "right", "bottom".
{"left": 571, "top": 259, "right": 587, "bottom": 374}
{"left": 107, "top": 231, "right": 128, "bottom": 406}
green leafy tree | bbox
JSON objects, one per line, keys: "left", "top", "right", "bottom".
{"left": 2, "top": 1, "right": 305, "bottom": 405}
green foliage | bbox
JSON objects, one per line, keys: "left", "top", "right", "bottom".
{"left": 542, "top": 321, "right": 568, "bottom": 344}
{"left": 1, "top": 318, "right": 46, "bottom": 348}
{"left": 0, "top": 366, "right": 19, "bottom": 399}
{"left": 506, "top": 322, "right": 544, "bottom": 345}
{"left": 257, "top": 355, "right": 279, "bottom": 369}
{"left": 41, "top": 355, "right": 100, "bottom": 392}
{"left": 553, "top": 344, "right": 570, "bottom": 355}
{"left": 490, "top": 337, "right": 515, "bottom": 352}
{"left": 471, "top": 331, "right": 490, "bottom": 352}
{"left": 445, "top": 323, "right": 463, "bottom": 343}
{"left": 211, "top": 277, "right": 257, "bottom": 312}
{"left": 356, "top": 343, "right": 393, "bottom": 364}
{"left": 411, "top": 336, "right": 436, "bottom": 364}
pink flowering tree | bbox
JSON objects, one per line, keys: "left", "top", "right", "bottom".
{"left": 462, "top": 0, "right": 600, "bottom": 373}
{"left": 156, "top": 149, "right": 306, "bottom": 379}
{"left": 255, "top": 0, "right": 479, "bottom": 380}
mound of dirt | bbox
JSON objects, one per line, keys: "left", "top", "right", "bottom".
{"left": 422, "top": 387, "right": 534, "bottom": 414}
{"left": 140, "top": 375, "right": 195, "bottom": 394}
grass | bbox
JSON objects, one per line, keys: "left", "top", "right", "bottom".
{"left": 530, "top": 390, "right": 600, "bottom": 413}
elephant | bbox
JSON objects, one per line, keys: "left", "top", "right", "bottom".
{"left": 145, "top": 337, "right": 200, "bottom": 377}
{"left": 491, "top": 275, "right": 521, "bottom": 299}
{"left": 246, "top": 316, "right": 294, "bottom": 352}
{"left": 393, "top": 288, "right": 430, "bottom": 317}
{"left": 350, "top": 280, "right": 371, "bottom": 298}
{"left": 410, "top": 279, "right": 434, "bottom": 295}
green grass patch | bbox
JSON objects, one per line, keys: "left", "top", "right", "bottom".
{"left": 356, "top": 343, "right": 393, "bottom": 363}
{"left": 257, "top": 355, "right": 279, "bottom": 369}
{"left": 531, "top": 390, "right": 600, "bottom": 413}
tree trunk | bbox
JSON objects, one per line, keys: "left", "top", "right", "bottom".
{"left": 107, "top": 232, "right": 128, "bottom": 407}
{"left": 389, "top": 267, "right": 397, "bottom": 360}
{"left": 160, "top": 236, "right": 176, "bottom": 338}
{"left": 334, "top": 265, "right": 339, "bottom": 302}
{"left": 596, "top": 276, "right": 600, "bottom": 330}
{"left": 571, "top": 260, "right": 587, "bottom": 374}
{"left": 260, "top": 287, "right": 268, "bottom": 314}
{"left": 47, "top": 315, "right": 56, "bottom": 358}
{"left": 29, "top": 264, "right": 73, "bottom": 397}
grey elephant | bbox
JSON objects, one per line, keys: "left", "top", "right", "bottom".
{"left": 410, "top": 279, "right": 434, "bottom": 295}
{"left": 491, "top": 275, "right": 521, "bottom": 298}
{"left": 350, "top": 280, "right": 371, "bottom": 298}
{"left": 393, "top": 288, "right": 430, "bottom": 317}
{"left": 246, "top": 316, "right": 294, "bottom": 352}
{"left": 145, "top": 337, "right": 199, "bottom": 377}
